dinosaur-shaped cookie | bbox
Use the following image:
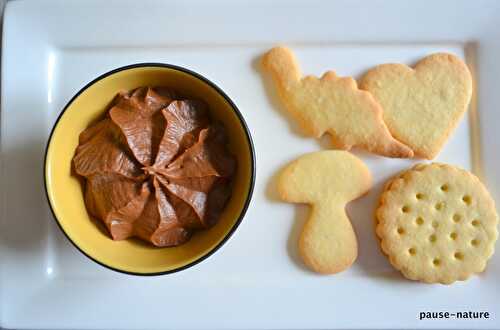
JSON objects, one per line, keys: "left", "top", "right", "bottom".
{"left": 278, "top": 151, "right": 372, "bottom": 274}
{"left": 262, "top": 46, "right": 413, "bottom": 158}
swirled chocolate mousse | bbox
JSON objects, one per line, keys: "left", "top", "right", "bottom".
{"left": 72, "top": 87, "right": 236, "bottom": 247}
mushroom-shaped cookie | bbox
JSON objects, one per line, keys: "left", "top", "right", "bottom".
{"left": 278, "top": 151, "right": 372, "bottom": 274}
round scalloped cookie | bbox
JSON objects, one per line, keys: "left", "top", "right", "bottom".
{"left": 376, "top": 163, "right": 498, "bottom": 284}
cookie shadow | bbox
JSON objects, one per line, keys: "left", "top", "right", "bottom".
{"left": 287, "top": 204, "right": 316, "bottom": 274}
{"left": 316, "top": 134, "right": 333, "bottom": 150}
{"left": 266, "top": 164, "right": 315, "bottom": 273}
{"left": 250, "top": 55, "right": 309, "bottom": 138}
{"left": 264, "top": 164, "right": 282, "bottom": 203}
{"left": 346, "top": 171, "right": 409, "bottom": 283}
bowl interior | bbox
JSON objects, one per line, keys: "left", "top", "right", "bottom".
{"left": 45, "top": 65, "right": 254, "bottom": 275}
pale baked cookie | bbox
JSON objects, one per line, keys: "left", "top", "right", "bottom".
{"left": 278, "top": 151, "right": 372, "bottom": 274}
{"left": 360, "top": 53, "right": 473, "bottom": 159}
{"left": 262, "top": 46, "right": 413, "bottom": 158}
{"left": 376, "top": 163, "right": 498, "bottom": 284}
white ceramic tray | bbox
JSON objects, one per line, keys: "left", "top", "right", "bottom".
{"left": 2, "top": 0, "right": 500, "bottom": 329}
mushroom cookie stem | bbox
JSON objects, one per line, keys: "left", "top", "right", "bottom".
{"left": 261, "top": 46, "right": 413, "bottom": 158}
{"left": 277, "top": 151, "right": 372, "bottom": 274}
{"left": 300, "top": 203, "right": 358, "bottom": 274}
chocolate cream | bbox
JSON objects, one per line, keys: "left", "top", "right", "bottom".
{"left": 73, "top": 87, "right": 236, "bottom": 247}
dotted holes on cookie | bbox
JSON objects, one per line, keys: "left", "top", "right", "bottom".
{"left": 454, "top": 252, "right": 464, "bottom": 260}
{"left": 429, "top": 234, "right": 437, "bottom": 243}
{"left": 415, "top": 217, "right": 424, "bottom": 226}
{"left": 462, "top": 195, "right": 472, "bottom": 206}
{"left": 435, "top": 202, "right": 445, "bottom": 211}
{"left": 452, "top": 214, "right": 461, "bottom": 223}
{"left": 440, "top": 184, "right": 449, "bottom": 192}
{"left": 450, "top": 232, "right": 458, "bottom": 240}
{"left": 471, "top": 239, "right": 480, "bottom": 247}
{"left": 416, "top": 193, "right": 425, "bottom": 200}
{"left": 472, "top": 219, "right": 480, "bottom": 227}
{"left": 402, "top": 205, "right": 410, "bottom": 213}
{"left": 408, "top": 247, "right": 416, "bottom": 256}
{"left": 433, "top": 258, "right": 441, "bottom": 266}
{"left": 397, "top": 227, "right": 405, "bottom": 235}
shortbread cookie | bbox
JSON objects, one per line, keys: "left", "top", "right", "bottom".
{"left": 360, "top": 53, "right": 472, "bottom": 159}
{"left": 278, "top": 151, "right": 372, "bottom": 274}
{"left": 262, "top": 46, "right": 413, "bottom": 158}
{"left": 376, "top": 163, "right": 498, "bottom": 284}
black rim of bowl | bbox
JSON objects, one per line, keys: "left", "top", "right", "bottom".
{"left": 43, "top": 63, "right": 256, "bottom": 276}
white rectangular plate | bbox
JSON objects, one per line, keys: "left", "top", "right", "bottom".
{"left": 2, "top": 1, "right": 500, "bottom": 329}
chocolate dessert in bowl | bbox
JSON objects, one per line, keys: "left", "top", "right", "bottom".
{"left": 45, "top": 64, "right": 255, "bottom": 275}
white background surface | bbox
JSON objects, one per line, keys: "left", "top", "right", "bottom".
{"left": 1, "top": 1, "right": 500, "bottom": 329}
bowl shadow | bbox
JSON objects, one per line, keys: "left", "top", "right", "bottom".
{"left": 0, "top": 138, "right": 50, "bottom": 255}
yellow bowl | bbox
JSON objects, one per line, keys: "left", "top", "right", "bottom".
{"left": 44, "top": 63, "right": 255, "bottom": 275}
